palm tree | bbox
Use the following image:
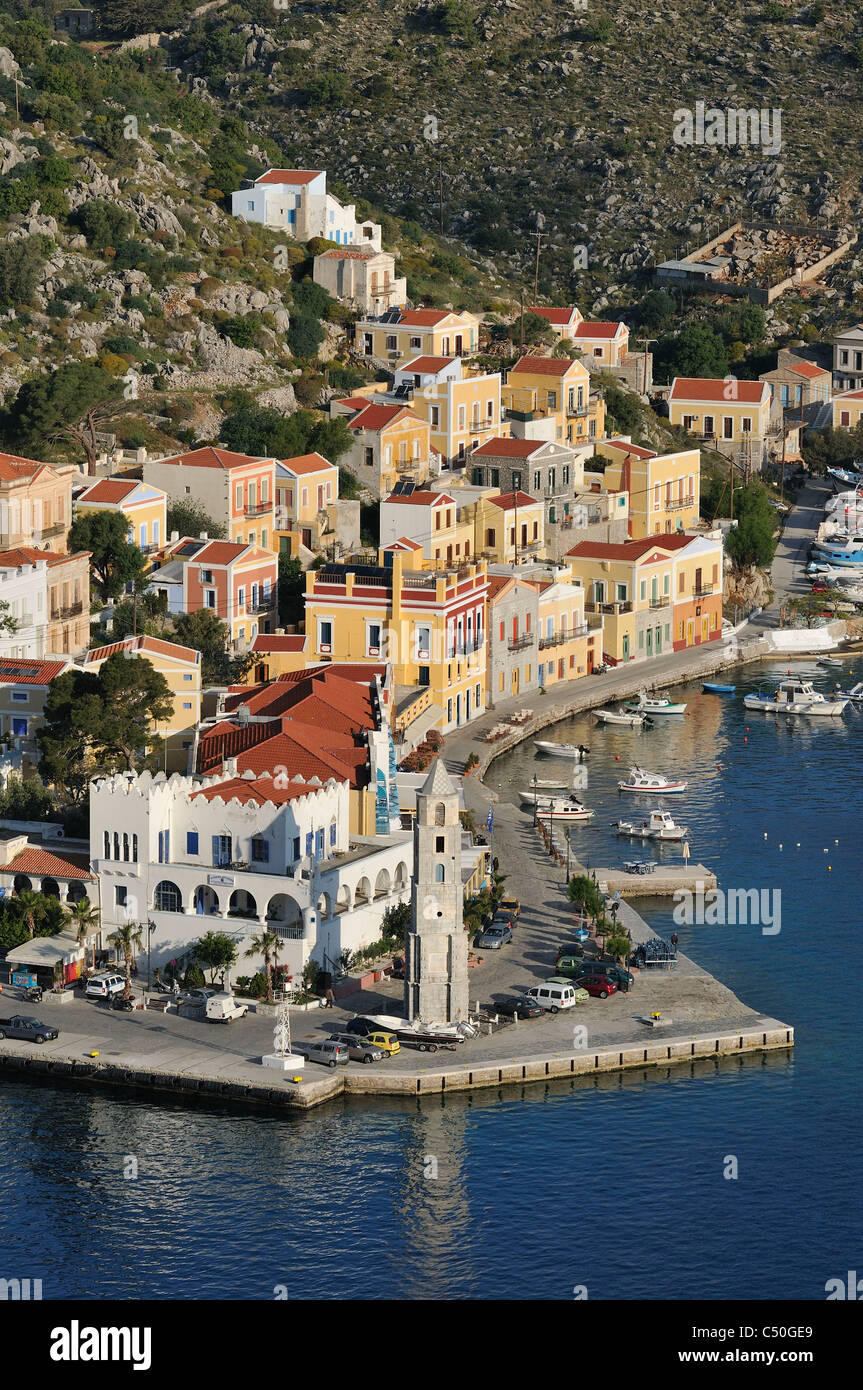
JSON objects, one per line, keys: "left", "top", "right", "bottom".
{"left": 16, "top": 889, "right": 50, "bottom": 940}
{"left": 107, "top": 921, "right": 143, "bottom": 1001}
{"left": 68, "top": 897, "right": 101, "bottom": 974}
{"left": 244, "top": 929, "right": 282, "bottom": 1003}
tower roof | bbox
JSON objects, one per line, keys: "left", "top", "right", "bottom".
{"left": 420, "top": 757, "right": 457, "bottom": 798}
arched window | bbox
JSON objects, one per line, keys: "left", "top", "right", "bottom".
{"left": 435, "top": 863, "right": 445, "bottom": 883}
{"left": 434, "top": 802, "right": 446, "bottom": 826}
{"left": 113, "top": 832, "right": 120, "bottom": 860}
{"left": 104, "top": 830, "right": 110, "bottom": 858}
{"left": 154, "top": 880, "right": 182, "bottom": 913}
{"left": 132, "top": 834, "right": 138, "bottom": 863}
{"left": 123, "top": 833, "right": 130, "bottom": 862}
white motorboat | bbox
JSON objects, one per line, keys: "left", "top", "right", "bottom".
{"left": 518, "top": 778, "right": 570, "bottom": 792}
{"left": 623, "top": 690, "right": 688, "bottom": 716}
{"left": 531, "top": 797, "right": 595, "bottom": 822}
{"left": 743, "top": 678, "right": 849, "bottom": 716}
{"left": 593, "top": 707, "right": 650, "bottom": 727}
{"left": 617, "top": 766, "right": 687, "bottom": 795}
{"left": 837, "top": 681, "right": 863, "bottom": 703}
{"left": 533, "top": 740, "right": 590, "bottom": 758}
{"left": 835, "top": 581, "right": 863, "bottom": 602}
{"left": 612, "top": 809, "right": 689, "bottom": 841}
{"left": 813, "top": 534, "right": 863, "bottom": 566}
{"left": 806, "top": 561, "right": 863, "bottom": 581}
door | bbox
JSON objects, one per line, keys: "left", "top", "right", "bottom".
{"left": 702, "top": 616, "right": 710, "bottom": 642}
{"left": 646, "top": 628, "right": 653, "bottom": 656}
{"left": 622, "top": 633, "right": 630, "bottom": 661}
{"left": 686, "top": 619, "right": 694, "bottom": 646}
{"left": 587, "top": 649, "right": 594, "bottom": 674}
{"left": 456, "top": 694, "right": 462, "bottom": 726}
{"left": 512, "top": 668, "right": 519, "bottom": 695}
{"left": 363, "top": 333, "right": 373, "bottom": 353}
{"left": 655, "top": 626, "right": 662, "bottom": 654}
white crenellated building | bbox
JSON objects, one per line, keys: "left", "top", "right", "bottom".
{"left": 91, "top": 767, "right": 412, "bottom": 980}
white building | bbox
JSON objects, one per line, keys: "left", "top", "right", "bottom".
{"left": 91, "top": 768, "right": 412, "bottom": 980}
{"left": 232, "top": 169, "right": 382, "bottom": 251}
{"left": 313, "top": 247, "right": 406, "bottom": 315}
{"left": 0, "top": 553, "right": 48, "bottom": 658}
{"left": 833, "top": 323, "right": 863, "bottom": 393}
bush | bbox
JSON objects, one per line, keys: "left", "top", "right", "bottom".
{"left": 58, "top": 282, "right": 98, "bottom": 311}
{"left": 73, "top": 200, "right": 137, "bottom": 252}
{"left": 220, "top": 315, "right": 259, "bottom": 348}
{"left": 182, "top": 962, "right": 206, "bottom": 989}
{"left": 0, "top": 238, "right": 47, "bottom": 309}
{"left": 304, "top": 72, "right": 351, "bottom": 107}
{"left": 287, "top": 313, "right": 325, "bottom": 359}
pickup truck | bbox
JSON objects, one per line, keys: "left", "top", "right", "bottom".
{"left": 0, "top": 1015, "right": 59, "bottom": 1043}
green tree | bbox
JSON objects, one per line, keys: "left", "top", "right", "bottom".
{"left": 637, "top": 289, "right": 675, "bottom": 335}
{"left": 0, "top": 238, "right": 47, "bottom": 309}
{"left": 94, "top": 0, "right": 190, "bottom": 37}
{"left": 220, "top": 399, "right": 354, "bottom": 465}
{"left": 171, "top": 608, "right": 249, "bottom": 686}
{"left": 15, "top": 888, "right": 55, "bottom": 940}
{"left": 68, "top": 897, "right": 101, "bottom": 974}
{"left": 95, "top": 652, "right": 174, "bottom": 770}
{"left": 193, "top": 930, "right": 239, "bottom": 983}
{"left": 107, "top": 920, "right": 144, "bottom": 1001}
{"left": 166, "top": 498, "right": 226, "bottom": 540}
{"left": 725, "top": 482, "right": 778, "bottom": 570}
{"left": 277, "top": 554, "right": 306, "bottom": 626}
{"left": 221, "top": 315, "right": 260, "bottom": 349}
{"left": 654, "top": 323, "right": 729, "bottom": 380}
{"left": 68, "top": 510, "right": 147, "bottom": 601}
{"left": 287, "top": 314, "right": 325, "bottom": 359}
{"left": 244, "top": 928, "right": 282, "bottom": 1003}
{"left": 566, "top": 874, "right": 605, "bottom": 923}
{"left": 511, "top": 311, "right": 554, "bottom": 347}
{"left": 71, "top": 198, "right": 137, "bottom": 252}
{"left": 5, "top": 363, "right": 119, "bottom": 474}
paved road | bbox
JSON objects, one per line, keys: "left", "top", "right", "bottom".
{"left": 751, "top": 478, "right": 831, "bottom": 621}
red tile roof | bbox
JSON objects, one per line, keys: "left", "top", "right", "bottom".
{"left": 574, "top": 321, "right": 626, "bottom": 339}
{"left": 399, "top": 356, "right": 456, "bottom": 374}
{"left": 189, "top": 774, "right": 325, "bottom": 806}
{"left": 510, "top": 355, "right": 582, "bottom": 377}
{"left": 155, "top": 447, "right": 272, "bottom": 471}
{"left": 601, "top": 440, "right": 657, "bottom": 460}
{"left": 528, "top": 306, "right": 580, "bottom": 326}
{"left": 78, "top": 478, "right": 139, "bottom": 504}
{"left": 280, "top": 452, "right": 335, "bottom": 475}
{"left": 787, "top": 360, "right": 829, "bottom": 380}
{"left": 348, "top": 403, "right": 422, "bottom": 432}
{"left": 85, "top": 635, "right": 200, "bottom": 666}
{"left": 669, "top": 377, "right": 769, "bottom": 405}
{"left": 568, "top": 535, "right": 695, "bottom": 562}
{"left": 487, "top": 490, "right": 539, "bottom": 512}
{"left": 396, "top": 310, "right": 455, "bottom": 327}
{"left": 0, "top": 451, "right": 50, "bottom": 481}
{"left": 5, "top": 848, "right": 95, "bottom": 881}
{"left": 0, "top": 658, "right": 69, "bottom": 685}
{"left": 472, "top": 437, "right": 545, "bottom": 458}
{"left": 251, "top": 633, "right": 308, "bottom": 653}
{"left": 487, "top": 574, "right": 515, "bottom": 602}
{"left": 383, "top": 490, "right": 449, "bottom": 506}
{"left": 319, "top": 248, "right": 375, "bottom": 260}
{"left": 835, "top": 389, "right": 863, "bottom": 401}
{"left": 255, "top": 169, "right": 322, "bottom": 185}
{"left": 384, "top": 536, "right": 423, "bottom": 551}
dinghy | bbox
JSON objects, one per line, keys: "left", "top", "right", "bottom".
{"left": 623, "top": 691, "right": 687, "bottom": 716}
{"left": 702, "top": 681, "right": 736, "bottom": 694}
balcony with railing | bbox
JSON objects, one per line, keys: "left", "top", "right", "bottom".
{"left": 585, "top": 600, "right": 633, "bottom": 616}
{"left": 244, "top": 499, "right": 273, "bottom": 518}
{"left": 508, "top": 632, "right": 534, "bottom": 653}
{"left": 566, "top": 402, "right": 588, "bottom": 418}
{"left": 51, "top": 602, "right": 85, "bottom": 620}
{"left": 665, "top": 495, "right": 696, "bottom": 512}
{"left": 649, "top": 596, "right": 671, "bottom": 609}
{"left": 538, "top": 624, "right": 588, "bottom": 649}
{"left": 693, "top": 583, "right": 715, "bottom": 597}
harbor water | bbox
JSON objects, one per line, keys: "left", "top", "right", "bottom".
{"left": 1, "top": 660, "right": 861, "bottom": 1300}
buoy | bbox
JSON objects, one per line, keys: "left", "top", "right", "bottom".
{"left": 828, "top": 866, "right": 832, "bottom": 872}
{"left": 614, "top": 755, "right": 621, "bottom": 760}
{"left": 87, "top": 1050, "right": 100, "bottom": 1058}
{"left": 716, "top": 764, "right": 722, "bottom": 771}
{"left": 796, "top": 843, "right": 800, "bottom": 848}
{"left": 744, "top": 736, "right": 748, "bottom": 743}
{"left": 834, "top": 839, "right": 839, "bottom": 845}
{"left": 763, "top": 833, "right": 768, "bottom": 840}
{"left": 779, "top": 844, "right": 783, "bottom": 850}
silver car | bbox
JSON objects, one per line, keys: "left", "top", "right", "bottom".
{"left": 473, "top": 923, "right": 513, "bottom": 950}
{"left": 304, "top": 1038, "right": 350, "bottom": 1068}
{"left": 328, "top": 1032, "right": 385, "bottom": 1064}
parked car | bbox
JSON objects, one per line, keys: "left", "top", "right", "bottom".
{"left": 524, "top": 982, "right": 580, "bottom": 1013}
{"left": 493, "top": 996, "right": 543, "bottom": 1020}
{"left": 578, "top": 975, "right": 618, "bottom": 999}
{"left": 0, "top": 1015, "right": 59, "bottom": 1043}
{"left": 573, "top": 960, "right": 634, "bottom": 992}
{"left": 362, "top": 1030, "right": 400, "bottom": 1055}
{"left": 473, "top": 923, "right": 513, "bottom": 950}
{"left": 499, "top": 895, "right": 521, "bottom": 920}
{"left": 179, "top": 987, "right": 219, "bottom": 1007}
{"left": 205, "top": 993, "right": 248, "bottom": 1023}
{"left": 327, "top": 1032, "right": 385, "bottom": 1063}
{"left": 303, "top": 1038, "right": 350, "bottom": 1069}
{"left": 84, "top": 973, "right": 125, "bottom": 1000}
{"left": 545, "top": 977, "right": 590, "bottom": 1003}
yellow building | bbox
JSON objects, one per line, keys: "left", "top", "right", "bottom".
{"left": 81, "top": 635, "right": 202, "bottom": 771}
{"left": 331, "top": 398, "right": 432, "bottom": 496}
{"left": 667, "top": 378, "right": 771, "bottom": 468}
{"left": 75, "top": 477, "right": 168, "bottom": 556}
{"left": 474, "top": 491, "right": 545, "bottom": 564}
{"left": 528, "top": 308, "right": 630, "bottom": 366}
{"left": 832, "top": 388, "right": 863, "bottom": 430}
{"left": 391, "top": 357, "right": 508, "bottom": 466}
{"left": 304, "top": 549, "right": 489, "bottom": 733}
{"left": 355, "top": 308, "right": 480, "bottom": 365}
{"left": 0, "top": 452, "right": 76, "bottom": 552}
{"left": 379, "top": 488, "right": 475, "bottom": 568}
{"left": 503, "top": 355, "right": 606, "bottom": 446}
{"left": 533, "top": 577, "right": 593, "bottom": 686}
{"left": 566, "top": 533, "right": 723, "bottom": 665}
{"left": 592, "top": 439, "right": 701, "bottom": 539}
{"left": 275, "top": 452, "right": 339, "bottom": 552}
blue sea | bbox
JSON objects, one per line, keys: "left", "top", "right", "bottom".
{"left": 1, "top": 661, "right": 861, "bottom": 1300}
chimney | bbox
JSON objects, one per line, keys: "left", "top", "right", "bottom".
{"left": 170, "top": 530, "right": 179, "bottom": 542}
{"left": 199, "top": 531, "right": 208, "bottom": 541}
{"left": 224, "top": 757, "right": 239, "bottom": 776}
{"left": 237, "top": 704, "right": 250, "bottom": 725}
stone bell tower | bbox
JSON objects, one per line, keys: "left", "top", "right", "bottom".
{"left": 404, "top": 758, "right": 468, "bottom": 1025}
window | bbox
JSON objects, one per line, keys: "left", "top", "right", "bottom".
{"left": 154, "top": 880, "right": 182, "bottom": 913}
{"left": 213, "top": 834, "right": 232, "bottom": 867}
{"left": 115, "top": 886, "right": 127, "bottom": 908}
{"left": 318, "top": 619, "right": 333, "bottom": 652}
{"left": 12, "top": 717, "right": 27, "bottom": 737}
{"left": 435, "top": 835, "right": 445, "bottom": 853}
{"left": 410, "top": 336, "right": 422, "bottom": 350}
{"left": 251, "top": 838, "right": 269, "bottom": 863}
{"left": 305, "top": 831, "right": 313, "bottom": 857}
{"left": 187, "top": 832, "right": 199, "bottom": 855}
{"left": 292, "top": 836, "right": 301, "bottom": 862}
{"left": 123, "top": 833, "right": 130, "bottom": 862}
{"left": 434, "top": 863, "right": 445, "bottom": 882}
{"left": 546, "top": 391, "right": 557, "bottom": 410}
{"left": 742, "top": 417, "right": 752, "bottom": 433}
{"left": 430, "top": 405, "right": 440, "bottom": 428}
{"left": 237, "top": 586, "right": 246, "bottom": 609}
{"left": 475, "top": 682, "right": 481, "bottom": 708}
{"left": 10, "top": 691, "right": 27, "bottom": 703}
{"left": 329, "top": 823, "right": 336, "bottom": 847}
{"left": 367, "top": 622, "right": 381, "bottom": 655}
{"left": 490, "top": 469, "right": 500, "bottom": 488}
{"left": 703, "top": 414, "right": 714, "bottom": 436}
{"left": 104, "top": 830, "right": 110, "bottom": 858}
{"left": 386, "top": 334, "right": 397, "bottom": 351}
{"left": 204, "top": 590, "right": 216, "bottom": 609}
{"left": 182, "top": 701, "right": 192, "bottom": 710}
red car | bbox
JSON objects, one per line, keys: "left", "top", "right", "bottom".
{"left": 811, "top": 582, "right": 829, "bottom": 593}
{"left": 579, "top": 975, "right": 618, "bottom": 999}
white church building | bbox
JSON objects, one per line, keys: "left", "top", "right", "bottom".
{"left": 231, "top": 168, "right": 382, "bottom": 251}
{"left": 91, "top": 767, "right": 412, "bottom": 981}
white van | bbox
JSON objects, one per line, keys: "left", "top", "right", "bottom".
{"left": 205, "top": 992, "right": 248, "bottom": 1024}
{"left": 525, "top": 981, "right": 578, "bottom": 1013}
{"left": 85, "top": 973, "right": 125, "bottom": 999}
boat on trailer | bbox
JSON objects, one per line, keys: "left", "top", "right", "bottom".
{"left": 612, "top": 809, "right": 689, "bottom": 842}
{"left": 617, "top": 766, "right": 687, "bottom": 795}
{"left": 743, "top": 678, "right": 849, "bottom": 716}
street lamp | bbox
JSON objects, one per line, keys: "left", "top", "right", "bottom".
{"left": 532, "top": 772, "right": 539, "bottom": 827}
{"left": 564, "top": 828, "right": 571, "bottom": 884}
{"left": 146, "top": 918, "right": 156, "bottom": 996}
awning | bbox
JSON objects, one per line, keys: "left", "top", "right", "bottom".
{"left": 5, "top": 934, "right": 84, "bottom": 967}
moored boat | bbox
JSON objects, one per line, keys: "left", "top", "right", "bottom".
{"left": 593, "top": 707, "right": 650, "bottom": 727}
{"left": 530, "top": 797, "right": 595, "bottom": 822}
{"left": 533, "top": 740, "right": 591, "bottom": 758}
{"left": 623, "top": 690, "right": 688, "bottom": 716}
{"left": 743, "top": 678, "right": 849, "bottom": 716}
{"left": 617, "top": 766, "right": 687, "bottom": 794}
{"left": 612, "top": 809, "right": 689, "bottom": 841}
{"left": 702, "top": 681, "right": 736, "bottom": 694}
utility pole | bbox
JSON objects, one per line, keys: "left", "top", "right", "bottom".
{"left": 533, "top": 231, "right": 541, "bottom": 306}
{"left": 519, "top": 294, "right": 524, "bottom": 350}
{"left": 513, "top": 485, "right": 519, "bottom": 566}
{"left": 729, "top": 454, "right": 734, "bottom": 524}
{"left": 438, "top": 162, "right": 444, "bottom": 236}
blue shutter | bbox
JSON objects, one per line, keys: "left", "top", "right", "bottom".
{"left": 212, "top": 835, "right": 221, "bottom": 867}
{"left": 187, "top": 832, "right": 198, "bottom": 855}
{"left": 305, "top": 831, "right": 313, "bottom": 857}
{"left": 157, "top": 831, "right": 163, "bottom": 863}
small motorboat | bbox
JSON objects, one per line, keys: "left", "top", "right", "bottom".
{"left": 624, "top": 691, "right": 687, "bottom": 716}
{"left": 813, "top": 534, "right": 863, "bottom": 566}
{"left": 836, "top": 681, "right": 863, "bottom": 703}
{"left": 617, "top": 766, "right": 687, "bottom": 795}
{"left": 533, "top": 740, "right": 590, "bottom": 758}
{"left": 519, "top": 778, "right": 570, "bottom": 792}
{"left": 702, "top": 681, "right": 736, "bottom": 694}
{"left": 531, "top": 797, "right": 595, "bottom": 822}
{"left": 743, "top": 679, "right": 849, "bottom": 716}
{"left": 816, "top": 657, "right": 844, "bottom": 669}
{"left": 612, "top": 809, "right": 689, "bottom": 841}
{"left": 593, "top": 708, "right": 650, "bottom": 727}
